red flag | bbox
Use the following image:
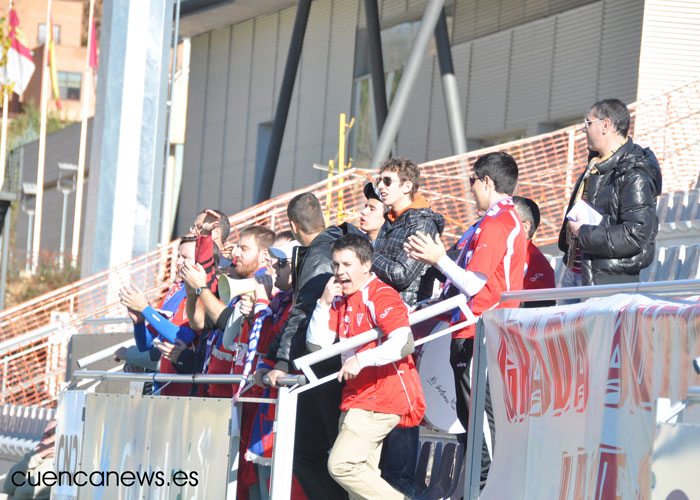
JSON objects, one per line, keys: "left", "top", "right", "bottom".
{"left": 89, "top": 19, "right": 98, "bottom": 70}
{"left": 0, "top": 9, "right": 36, "bottom": 95}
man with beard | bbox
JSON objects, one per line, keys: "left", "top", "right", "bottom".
{"left": 181, "top": 225, "right": 274, "bottom": 397}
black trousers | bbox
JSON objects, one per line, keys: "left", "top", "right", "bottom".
{"left": 293, "top": 378, "right": 348, "bottom": 500}
{"left": 450, "top": 337, "right": 495, "bottom": 490}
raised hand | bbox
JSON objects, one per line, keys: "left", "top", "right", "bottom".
{"left": 319, "top": 276, "right": 343, "bottom": 307}
{"left": 181, "top": 261, "right": 208, "bottom": 290}
{"left": 119, "top": 285, "right": 149, "bottom": 312}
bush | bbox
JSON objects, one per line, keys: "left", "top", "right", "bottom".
{"left": 5, "top": 250, "right": 80, "bottom": 308}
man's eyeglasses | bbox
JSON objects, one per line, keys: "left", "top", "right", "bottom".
{"left": 376, "top": 176, "right": 400, "bottom": 187}
{"left": 272, "top": 259, "right": 289, "bottom": 270}
{"left": 469, "top": 176, "right": 483, "bottom": 187}
{"left": 583, "top": 118, "right": 602, "bottom": 129}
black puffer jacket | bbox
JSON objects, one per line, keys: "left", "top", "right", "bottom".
{"left": 372, "top": 198, "right": 445, "bottom": 306}
{"left": 558, "top": 138, "right": 662, "bottom": 285}
{"left": 266, "top": 222, "right": 364, "bottom": 373}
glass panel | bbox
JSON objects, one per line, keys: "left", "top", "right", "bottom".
{"left": 349, "top": 78, "right": 375, "bottom": 170}
{"left": 57, "top": 71, "right": 82, "bottom": 101}
{"left": 37, "top": 23, "right": 60, "bottom": 45}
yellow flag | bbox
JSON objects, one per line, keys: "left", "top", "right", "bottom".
{"left": 47, "top": 18, "right": 61, "bottom": 109}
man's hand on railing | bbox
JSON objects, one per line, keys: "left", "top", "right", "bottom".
{"left": 253, "top": 368, "right": 271, "bottom": 388}
{"left": 337, "top": 355, "right": 361, "bottom": 382}
{"left": 155, "top": 339, "right": 187, "bottom": 363}
{"left": 266, "top": 368, "right": 288, "bottom": 387}
{"left": 113, "top": 346, "right": 128, "bottom": 362}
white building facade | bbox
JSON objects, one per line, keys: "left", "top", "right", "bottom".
{"left": 176, "top": 0, "right": 700, "bottom": 236}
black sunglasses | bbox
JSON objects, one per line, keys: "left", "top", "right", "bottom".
{"left": 272, "top": 259, "right": 289, "bottom": 269}
{"left": 376, "top": 176, "right": 400, "bottom": 187}
{"left": 469, "top": 176, "right": 484, "bottom": 187}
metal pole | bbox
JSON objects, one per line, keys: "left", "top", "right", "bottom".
{"left": 25, "top": 211, "right": 33, "bottom": 273}
{"left": 269, "top": 387, "right": 299, "bottom": 500}
{"left": 363, "top": 0, "right": 388, "bottom": 136}
{"left": 71, "top": 0, "right": 96, "bottom": 267}
{"left": 0, "top": 204, "right": 10, "bottom": 309}
{"left": 159, "top": 0, "right": 181, "bottom": 246}
{"left": 32, "top": 0, "right": 54, "bottom": 274}
{"left": 59, "top": 190, "right": 68, "bottom": 269}
{"left": 370, "top": 0, "right": 446, "bottom": 169}
{"left": 464, "top": 319, "right": 487, "bottom": 500}
{"left": 255, "top": 0, "right": 312, "bottom": 204}
{"left": 434, "top": 8, "right": 466, "bottom": 155}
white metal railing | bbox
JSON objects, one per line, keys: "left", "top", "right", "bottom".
{"left": 294, "top": 294, "right": 472, "bottom": 385}
{"left": 0, "top": 323, "right": 57, "bottom": 358}
{"left": 501, "top": 278, "right": 700, "bottom": 303}
{"left": 76, "top": 339, "right": 135, "bottom": 368}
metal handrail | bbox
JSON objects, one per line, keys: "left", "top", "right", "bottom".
{"left": 83, "top": 317, "right": 132, "bottom": 325}
{"left": 72, "top": 370, "right": 305, "bottom": 387}
{"left": 501, "top": 279, "right": 700, "bottom": 303}
{"left": 0, "top": 324, "right": 57, "bottom": 357}
{"left": 76, "top": 339, "right": 135, "bottom": 368}
{"left": 293, "top": 293, "right": 468, "bottom": 375}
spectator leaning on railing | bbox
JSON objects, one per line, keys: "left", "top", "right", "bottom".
{"left": 257, "top": 192, "right": 364, "bottom": 500}
{"left": 306, "top": 233, "right": 425, "bottom": 500}
{"left": 559, "top": 98, "right": 662, "bottom": 288}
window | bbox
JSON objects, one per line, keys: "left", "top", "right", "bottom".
{"left": 37, "top": 23, "right": 60, "bottom": 45}
{"left": 349, "top": 17, "right": 451, "bottom": 168}
{"left": 57, "top": 72, "right": 82, "bottom": 100}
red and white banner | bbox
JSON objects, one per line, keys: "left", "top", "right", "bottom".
{"left": 480, "top": 294, "right": 700, "bottom": 500}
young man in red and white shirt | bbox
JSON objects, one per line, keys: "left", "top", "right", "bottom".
{"left": 307, "top": 233, "right": 424, "bottom": 500}
{"left": 406, "top": 151, "right": 526, "bottom": 488}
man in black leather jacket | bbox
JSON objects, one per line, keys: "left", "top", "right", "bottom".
{"left": 559, "top": 98, "right": 662, "bottom": 286}
{"left": 257, "top": 192, "right": 361, "bottom": 500}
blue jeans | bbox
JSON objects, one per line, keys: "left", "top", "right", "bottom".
{"left": 559, "top": 268, "right": 582, "bottom": 305}
{"left": 379, "top": 425, "right": 420, "bottom": 498}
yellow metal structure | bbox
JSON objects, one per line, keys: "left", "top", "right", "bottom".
{"left": 325, "top": 113, "right": 355, "bottom": 222}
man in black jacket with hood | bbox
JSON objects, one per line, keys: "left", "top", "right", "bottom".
{"left": 559, "top": 98, "right": 662, "bottom": 286}
{"left": 257, "top": 192, "right": 362, "bottom": 500}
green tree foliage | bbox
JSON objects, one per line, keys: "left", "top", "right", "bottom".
{"left": 7, "top": 100, "right": 72, "bottom": 151}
